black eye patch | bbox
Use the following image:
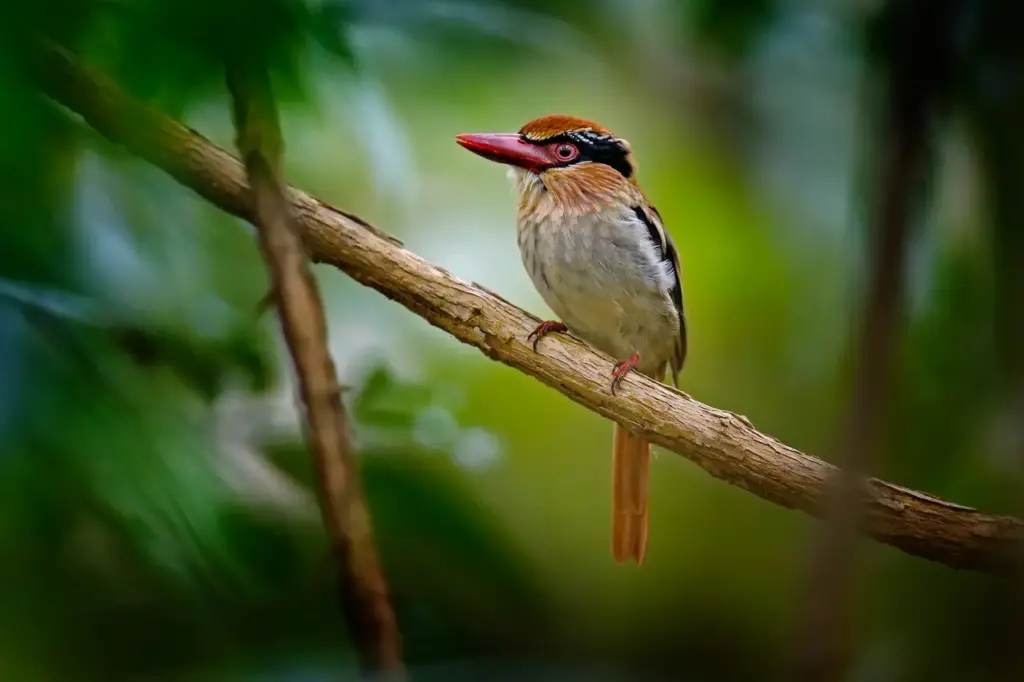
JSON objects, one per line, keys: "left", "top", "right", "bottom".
{"left": 523, "top": 131, "right": 634, "bottom": 179}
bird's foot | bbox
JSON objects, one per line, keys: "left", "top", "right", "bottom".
{"left": 527, "top": 320, "right": 568, "bottom": 352}
{"left": 610, "top": 353, "right": 641, "bottom": 395}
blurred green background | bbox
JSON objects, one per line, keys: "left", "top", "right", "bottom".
{"left": 2, "top": 0, "right": 1022, "bottom": 680}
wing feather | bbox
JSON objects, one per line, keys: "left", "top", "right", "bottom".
{"left": 631, "top": 204, "right": 686, "bottom": 383}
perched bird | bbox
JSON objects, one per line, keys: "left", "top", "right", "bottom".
{"left": 455, "top": 115, "right": 686, "bottom": 564}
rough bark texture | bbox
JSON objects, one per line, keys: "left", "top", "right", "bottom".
{"left": 222, "top": 60, "right": 403, "bottom": 676}
{"left": 36, "top": 41, "right": 1024, "bottom": 576}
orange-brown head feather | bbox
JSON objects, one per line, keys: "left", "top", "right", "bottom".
{"left": 518, "top": 114, "right": 612, "bottom": 141}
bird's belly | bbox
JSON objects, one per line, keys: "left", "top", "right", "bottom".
{"left": 519, "top": 218, "right": 678, "bottom": 373}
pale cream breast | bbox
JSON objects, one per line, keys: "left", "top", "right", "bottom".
{"left": 513, "top": 169, "right": 679, "bottom": 377}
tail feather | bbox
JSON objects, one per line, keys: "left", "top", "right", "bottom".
{"left": 612, "top": 424, "right": 650, "bottom": 564}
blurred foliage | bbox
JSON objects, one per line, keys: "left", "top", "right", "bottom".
{"left": 683, "top": 0, "right": 779, "bottom": 61}
{"left": 1, "top": 0, "right": 1023, "bottom": 680}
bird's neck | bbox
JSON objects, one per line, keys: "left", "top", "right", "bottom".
{"left": 511, "top": 166, "right": 637, "bottom": 225}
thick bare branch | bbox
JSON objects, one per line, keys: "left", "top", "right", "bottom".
{"left": 35, "top": 41, "right": 1024, "bottom": 576}
{"left": 222, "top": 59, "right": 403, "bottom": 675}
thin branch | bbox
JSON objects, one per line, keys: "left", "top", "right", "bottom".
{"left": 795, "top": 4, "right": 958, "bottom": 678}
{"left": 222, "top": 58, "right": 402, "bottom": 674}
{"left": 795, "top": 62, "right": 924, "bottom": 682}
{"left": 35, "top": 40, "right": 1024, "bottom": 576}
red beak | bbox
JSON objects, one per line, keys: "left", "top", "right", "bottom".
{"left": 455, "top": 133, "right": 553, "bottom": 173}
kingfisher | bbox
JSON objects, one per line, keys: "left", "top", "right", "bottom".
{"left": 456, "top": 114, "right": 686, "bottom": 564}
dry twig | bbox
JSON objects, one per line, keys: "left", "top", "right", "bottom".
{"left": 222, "top": 57, "right": 402, "bottom": 675}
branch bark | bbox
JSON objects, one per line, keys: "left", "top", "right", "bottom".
{"left": 221, "top": 58, "right": 402, "bottom": 675}
{"left": 35, "top": 40, "right": 1024, "bottom": 576}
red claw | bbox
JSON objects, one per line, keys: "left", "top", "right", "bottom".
{"left": 610, "top": 353, "right": 641, "bottom": 395}
{"left": 527, "top": 320, "right": 568, "bottom": 351}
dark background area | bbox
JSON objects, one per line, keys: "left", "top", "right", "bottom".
{"left": 2, "top": 1, "right": 1023, "bottom": 680}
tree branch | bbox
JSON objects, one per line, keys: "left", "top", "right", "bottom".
{"left": 35, "top": 40, "right": 1024, "bottom": 576}
{"left": 222, "top": 57, "right": 403, "bottom": 675}
{"left": 795, "top": 2, "right": 942, "bottom": 674}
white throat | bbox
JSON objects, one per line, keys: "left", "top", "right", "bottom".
{"left": 508, "top": 166, "right": 544, "bottom": 194}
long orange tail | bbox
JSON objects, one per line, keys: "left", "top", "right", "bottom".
{"left": 612, "top": 424, "right": 650, "bottom": 564}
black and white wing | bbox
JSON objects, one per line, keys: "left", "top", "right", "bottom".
{"left": 631, "top": 204, "right": 687, "bottom": 385}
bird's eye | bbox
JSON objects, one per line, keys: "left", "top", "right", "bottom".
{"left": 553, "top": 143, "right": 579, "bottom": 162}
